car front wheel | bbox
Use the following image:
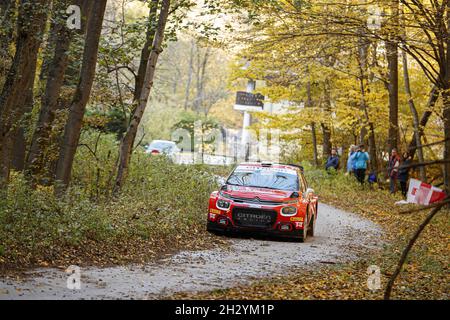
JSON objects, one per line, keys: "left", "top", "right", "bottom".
{"left": 308, "top": 214, "right": 315, "bottom": 237}
{"left": 298, "top": 220, "right": 307, "bottom": 242}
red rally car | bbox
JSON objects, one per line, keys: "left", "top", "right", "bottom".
{"left": 207, "top": 163, "right": 318, "bottom": 242}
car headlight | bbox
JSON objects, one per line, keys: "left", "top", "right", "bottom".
{"left": 217, "top": 199, "right": 231, "bottom": 210}
{"left": 281, "top": 206, "right": 297, "bottom": 216}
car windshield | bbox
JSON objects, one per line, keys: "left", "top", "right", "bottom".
{"left": 149, "top": 141, "right": 174, "bottom": 150}
{"left": 226, "top": 166, "right": 299, "bottom": 191}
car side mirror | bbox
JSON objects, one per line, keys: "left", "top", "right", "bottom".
{"left": 290, "top": 191, "right": 300, "bottom": 198}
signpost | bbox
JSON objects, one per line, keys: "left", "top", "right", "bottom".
{"left": 234, "top": 91, "right": 265, "bottom": 111}
{"left": 233, "top": 79, "right": 265, "bottom": 160}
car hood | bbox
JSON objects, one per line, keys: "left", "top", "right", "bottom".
{"left": 222, "top": 185, "right": 294, "bottom": 202}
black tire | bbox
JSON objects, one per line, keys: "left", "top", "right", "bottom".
{"left": 299, "top": 219, "right": 307, "bottom": 242}
{"left": 308, "top": 214, "right": 315, "bottom": 237}
{"left": 206, "top": 222, "right": 219, "bottom": 235}
{"left": 207, "top": 228, "right": 223, "bottom": 236}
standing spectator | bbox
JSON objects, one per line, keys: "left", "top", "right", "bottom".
{"left": 351, "top": 144, "right": 370, "bottom": 184}
{"left": 325, "top": 148, "right": 340, "bottom": 172}
{"left": 347, "top": 145, "right": 356, "bottom": 175}
{"left": 398, "top": 152, "right": 412, "bottom": 198}
{"left": 388, "top": 148, "right": 401, "bottom": 194}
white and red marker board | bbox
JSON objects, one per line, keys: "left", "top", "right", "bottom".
{"left": 407, "top": 178, "right": 446, "bottom": 205}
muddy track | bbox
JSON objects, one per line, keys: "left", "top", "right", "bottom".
{"left": 0, "top": 204, "right": 383, "bottom": 300}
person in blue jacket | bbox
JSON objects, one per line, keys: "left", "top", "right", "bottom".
{"left": 347, "top": 145, "right": 356, "bottom": 175}
{"left": 350, "top": 144, "right": 370, "bottom": 184}
{"left": 325, "top": 148, "right": 340, "bottom": 172}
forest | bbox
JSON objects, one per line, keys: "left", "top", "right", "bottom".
{"left": 0, "top": 0, "right": 448, "bottom": 300}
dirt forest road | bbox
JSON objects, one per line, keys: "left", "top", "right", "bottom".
{"left": 0, "top": 204, "right": 383, "bottom": 300}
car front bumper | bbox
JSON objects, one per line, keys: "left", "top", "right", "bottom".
{"left": 206, "top": 220, "right": 305, "bottom": 239}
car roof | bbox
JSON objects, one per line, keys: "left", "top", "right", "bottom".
{"left": 238, "top": 162, "right": 302, "bottom": 172}
{"left": 150, "top": 140, "right": 176, "bottom": 145}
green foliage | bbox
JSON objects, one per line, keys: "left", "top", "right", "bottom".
{"left": 0, "top": 172, "right": 110, "bottom": 254}
{"left": 84, "top": 108, "right": 127, "bottom": 139}
{"left": 172, "top": 112, "right": 221, "bottom": 152}
{"left": 0, "top": 139, "right": 220, "bottom": 266}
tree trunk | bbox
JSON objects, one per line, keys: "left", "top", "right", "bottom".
{"left": 407, "top": 87, "right": 439, "bottom": 157}
{"left": 442, "top": 92, "right": 450, "bottom": 191}
{"left": 321, "top": 80, "right": 332, "bottom": 159}
{"left": 320, "top": 123, "right": 331, "bottom": 160}
{"left": 54, "top": 0, "right": 107, "bottom": 194}
{"left": 311, "top": 122, "right": 318, "bottom": 166}
{"left": 402, "top": 51, "right": 427, "bottom": 181}
{"left": 184, "top": 40, "right": 195, "bottom": 110}
{"left": 442, "top": 2, "right": 450, "bottom": 192}
{"left": 134, "top": 0, "right": 159, "bottom": 102}
{"left": 387, "top": 0, "right": 399, "bottom": 152}
{"left": 384, "top": 200, "right": 447, "bottom": 299}
{"left": 26, "top": 0, "right": 87, "bottom": 180}
{"left": 194, "top": 46, "right": 211, "bottom": 113}
{"left": 367, "top": 123, "right": 378, "bottom": 172}
{"left": 113, "top": 0, "right": 171, "bottom": 194}
{"left": 357, "top": 33, "right": 378, "bottom": 171}
{"left": 11, "top": 79, "right": 35, "bottom": 171}
{"left": 306, "top": 74, "right": 318, "bottom": 166}
{"left": 0, "top": 0, "right": 50, "bottom": 187}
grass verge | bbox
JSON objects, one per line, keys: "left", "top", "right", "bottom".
{"left": 0, "top": 156, "right": 229, "bottom": 274}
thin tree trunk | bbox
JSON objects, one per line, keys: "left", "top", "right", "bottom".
{"left": 184, "top": 40, "right": 195, "bottom": 110}
{"left": 306, "top": 74, "right": 318, "bottom": 166}
{"left": 113, "top": 0, "right": 171, "bottom": 194}
{"left": 311, "top": 122, "right": 318, "bottom": 166}
{"left": 194, "top": 47, "right": 211, "bottom": 113}
{"left": 0, "top": 0, "right": 50, "bottom": 187}
{"left": 384, "top": 200, "right": 447, "bottom": 299}
{"left": 357, "top": 32, "right": 369, "bottom": 146}
{"left": 442, "top": 91, "right": 450, "bottom": 192}
{"left": 387, "top": 0, "right": 399, "bottom": 152}
{"left": 402, "top": 51, "right": 427, "bottom": 181}
{"left": 54, "top": 0, "right": 107, "bottom": 194}
{"left": 357, "top": 33, "right": 378, "bottom": 172}
{"left": 407, "top": 87, "right": 439, "bottom": 157}
{"left": 321, "top": 81, "right": 332, "bottom": 159}
{"left": 134, "top": 0, "right": 159, "bottom": 102}
{"left": 442, "top": 3, "right": 450, "bottom": 192}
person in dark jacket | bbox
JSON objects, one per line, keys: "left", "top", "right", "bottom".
{"left": 325, "top": 148, "right": 339, "bottom": 172}
{"left": 398, "top": 152, "right": 412, "bottom": 198}
{"left": 388, "top": 148, "right": 401, "bottom": 194}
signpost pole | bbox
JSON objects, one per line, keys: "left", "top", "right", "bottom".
{"left": 242, "top": 79, "right": 256, "bottom": 160}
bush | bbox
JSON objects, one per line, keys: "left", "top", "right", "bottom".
{"left": 0, "top": 147, "right": 220, "bottom": 267}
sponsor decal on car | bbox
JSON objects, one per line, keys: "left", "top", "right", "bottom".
{"left": 209, "top": 209, "right": 221, "bottom": 214}
{"left": 290, "top": 217, "right": 303, "bottom": 222}
{"left": 235, "top": 165, "right": 297, "bottom": 175}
